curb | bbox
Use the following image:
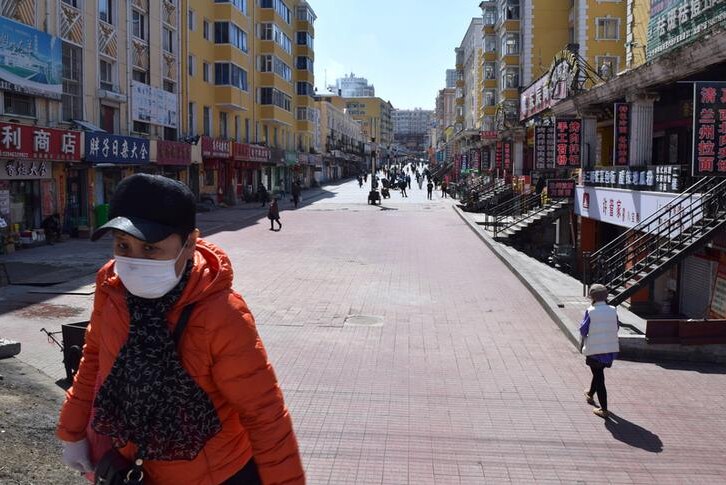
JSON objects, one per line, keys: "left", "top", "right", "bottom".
{"left": 452, "top": 205, "right": 580, "bottom": 349}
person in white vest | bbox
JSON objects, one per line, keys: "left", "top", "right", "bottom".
{"left": 580, "top": 284, "right": 619, "bottom": 418}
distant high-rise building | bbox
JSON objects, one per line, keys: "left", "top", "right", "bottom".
{"left": 329, "top": 73, "right": 375, "bottom": 97}
{"left": 445, "top": 69, "right": 457, "bottom": 88}
{"left": 393, "top": 109, "right": 434, "bottom": 136}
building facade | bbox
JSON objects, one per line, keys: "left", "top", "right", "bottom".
{"left": 329, "top": 72, "right": 375, "bottom": 97}
{"left": 314, "top": 94, "right": 365, "bottom": 181}
{"left": 445, "top": 69, "right": 457, "bottom": 88}
{"left": 344, "top": 96, "right": 393, "bottom": 145}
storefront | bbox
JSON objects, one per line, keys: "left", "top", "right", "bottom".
{"left": 85, "top": 133, "right": 150, "bottom": 231}
{"left": 0, "top": 122, "right": 82, "bottom": 241}
{"left": 233, "top": 143, "right": 270, "bottom": 201}
{"left": 200, "top": 137, "right": 232, "bottom": 204}
{"left": 153, "top": 140, "right": 192, "bottom": 184}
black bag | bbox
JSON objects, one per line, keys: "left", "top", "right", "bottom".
{"left": 93, "top": 303, "right": 196, "bottom": 485}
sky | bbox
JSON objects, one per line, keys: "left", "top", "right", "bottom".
{"left": 310, "top": 0, "right": 482, "bottom": 111}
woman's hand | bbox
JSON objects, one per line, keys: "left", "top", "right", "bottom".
{"left": 61, "top": 438, "right": 93, "bottom": 473}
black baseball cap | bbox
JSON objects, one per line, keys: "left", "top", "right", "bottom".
{"left": 91, "top": 173, "right": 196, "bottom": 243}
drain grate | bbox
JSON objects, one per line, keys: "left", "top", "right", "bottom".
{"left": 343, "top": 315, "right": 384, "bottom": 327}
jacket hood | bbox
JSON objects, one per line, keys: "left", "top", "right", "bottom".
{"left": 97, "top": 239, "right": 234, "bottom": 305}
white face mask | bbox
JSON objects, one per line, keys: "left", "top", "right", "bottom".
{"left": 114, "top": 243, "right": 188, "bottom": 299}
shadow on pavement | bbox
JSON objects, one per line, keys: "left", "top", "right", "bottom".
{"left": 654, "top": 360, "right": 726, "bottom": 375}
{"left": 604, "top": 412, "right": 664, "bottom": 453}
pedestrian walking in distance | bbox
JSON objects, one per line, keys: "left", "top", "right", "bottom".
{"left": 57, "top": 174, "right": 303, "bottom": 484}
{"left": 580, "top": 284, "right": 619, "bottom": 418}
{"left": 292, "top": 180, "right": 302, "bottom": 209}
{"left": 427, "top": 181, "right": 433, "bottom": 200}
{"left": 441, "top": 180, "right": 448, "bottom": 198}
{"left": 399, "top": 178, "right": 408, "bottom": 197}
{"left": 357, "top": 175, "right": 363, "bottom": 188}
{"left": 268, "top": 197, "right": 282, "bottom": 231}
{"left": 406, "top": 174, "right": 412, "bottom": 190}
{"left": 258, "top": 183, "right": 268, "bottom": 207}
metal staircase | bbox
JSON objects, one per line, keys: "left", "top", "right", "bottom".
{"left": 464, "top": 181, "right": 512, "bottom": 213}
{"left": 491, "top": 196, "right": 569, "bottom": 241}
{"left": 585, "top": 177, "right": 726, "bottom": 306}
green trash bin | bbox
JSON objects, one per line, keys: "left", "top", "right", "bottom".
{"left": 95, "top": 204, "right": 110, "bottom": 228}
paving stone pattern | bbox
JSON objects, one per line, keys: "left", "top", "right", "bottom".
{"left": 1, "top": 178, "right": 726, "bottom": 483}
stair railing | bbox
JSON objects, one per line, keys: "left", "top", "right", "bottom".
{"left": 493, "top": 195, "right": 566, "bottom": 238}
{"left": 483, "top": 191, "right": 538, "bottom": 228}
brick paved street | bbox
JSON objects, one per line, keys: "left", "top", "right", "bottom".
{"left": 2, "top": 178, "right": 726, "bottom": 483}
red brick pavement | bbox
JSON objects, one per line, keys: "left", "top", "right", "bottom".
{"left": 205, "top": 180, "right": 726, "bottom": 484}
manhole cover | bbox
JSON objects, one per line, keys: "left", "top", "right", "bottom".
{"left": 344, "top": 315, "right": 383, "bottom": 327}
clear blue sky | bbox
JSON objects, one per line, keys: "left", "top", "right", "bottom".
{"left": 311, "top": 0, "right": 482, "bottom": 111}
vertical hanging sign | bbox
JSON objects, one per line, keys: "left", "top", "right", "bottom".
{"left": 495, "top": 141, "right": 503, "bottom": 170}
{"left": 535, "top": 124, "right": 555, "bottom": 169}
{"left": 613, "top": 103, "right": 631, "bottom": 166}
{"left": 555, "top": 119, "right": 582, "bottom": 167}
{"left": 693, "top": 81, "right": 726, "bottom": 177}
{"left": 503, "top": 142, "right": 512, "bottom": 172}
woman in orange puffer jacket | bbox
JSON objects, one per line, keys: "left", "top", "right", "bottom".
{"left": 56, "top": 174, "right": 304, "bottom": 485}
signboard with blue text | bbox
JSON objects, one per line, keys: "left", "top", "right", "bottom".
{"left": 647, "top": 0, "right": 726, "bottom": 60}
{"left": 84, "top": 134, "right": 150, "bottom": 164}
{"left": 0, "top": 16, "right": 63, "bottom": 99}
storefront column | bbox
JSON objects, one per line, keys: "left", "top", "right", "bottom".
{"left": 513, "top": 140, "right": 524, "bottom": 176}
{"left": 627, "top": 93, "right": 658, "bottom": 167}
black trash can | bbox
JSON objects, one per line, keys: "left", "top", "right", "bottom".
{"left": 61, "top": 321, "right": 89, "bottom": 383}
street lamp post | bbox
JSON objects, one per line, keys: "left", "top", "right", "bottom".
{"left": 368, "top": 137, "right": 379, "bottom": 205}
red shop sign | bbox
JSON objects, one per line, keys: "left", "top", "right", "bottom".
{"left": 201, "top": 137, "right": 231, "bottom": 159}
{"left": 480, "top": 130, "right": 497, "bottom": 141}
{"left": 692, "top": 81, "right": 726, "bottom": 176}
{"left": 495, "top": 141, "right": 503, "bottom": 170}
{"left": 0, "top": 122, "right": 81, "bottom": 161}
{"left": 555, "top": 118, "right": 582, "bottom": 167}
{"left": 233, "top": 143, "right": 270, "bottom": 163}
{"left": 156, "top": 140, "right": 191, "bottom": 166}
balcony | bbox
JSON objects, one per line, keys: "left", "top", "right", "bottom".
{"left": 214, "top": 86, "right": 249, "bottom": 111}
{"left": 97, "top": 85, "right": 126, "bottom": 103}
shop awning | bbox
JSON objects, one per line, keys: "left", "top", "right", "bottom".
{"left": 71, "top": 119, "right": 106, "bottom": 132}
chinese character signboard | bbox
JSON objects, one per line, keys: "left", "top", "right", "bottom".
{"left": 520, "top": 74, "right": 553, "bottom": 121}
{"left": 201, "top": 137, "right": 231, "bottom": 159}
{"left": 480, "top": 130, "right": 497, "bottom": 141}
{"left": 234, "top": 143, "right": 270, "bottom": 162}
{"left": 584, "top": 165, "right": 683, "bottom": 193}
{"left": 693, "top": 81, "right": 726, "bottom": 176}
{"left": 155, "top": 140, "right": 191, "bottom": 166}
{"left": 503, "top": 142, "right": 512, "bottom": 172}
{"left": 647, "top": 0, "right": 726, "bottom": 60}
{"left": 0, "top": 17, "right": 63, "bottom": 99}
{"left": 495, "top": 141, "right": 503, "bottom": 170}
{"left": 534, "top": 124, "right": 555, "bottom": 169}
{"left": 555, "top": 119, "right": 582, "bottom": 167}
{"left": 613, "top": 103, "right": 631, "bottom": 166}
{"left": 0, "top": 122, "right": 80, "bottom": 161}
{"left": 131, "top": 81, "right": 179, "bottom": 128}
{"left": 0, "top": 159, "right": 52, "bottom": 180}
{"left": 547, "top": 179, "right": 576, "bottom": 198}
{"left": 84, "top": 134, "right": 150, "bottom": 164}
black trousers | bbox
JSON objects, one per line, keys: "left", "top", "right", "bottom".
{"left": 223, "top": 459, "right": 261, "bottom": 485}
{"left": 588, "top": 364, "right": 608, "bottom": 410}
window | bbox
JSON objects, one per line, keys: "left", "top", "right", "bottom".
{"left": 188, "top": 9, "right": 195, "bottom": 31}
{"left": 596, "top": 56, "right": 619, "bottom": 78}
{"left": 163, "top": 27, "right": 173, "bottom": 53}
{"left": 132, "top": 10, "right": 146, "bottom": 40}
{"left": 484, "top": 62, "right": 496, "bottom": 80}
{"left": 483, "top": 7, "right": 497, "bottom": 26}
{"left": 163, "top": 80, "right": 175, "bottom": 93}
{"left": 4, "top": 93, "right": 35, "bottom": 117}
{"left": 296, "top": 56, "right": 313, "bottom": 71}
{"left": 203, "top": 106, "right": 211, "bottom": 136}
{"left": 503, "top": 33, "right": 520, "bottom": 55}
{"left": 203, "top": 20, "right": 210, "bottom": 40}
{"left": 296, "top": 6, "right": 315, "bottom": 23}
{"left": 219, "top": 112, "right": 228, "bottom": 138}
{"left": 132, "top": 69, "right": 148, "bottom": 84}
{"left": 214, "top": 22, "right": 248, "bottom": 52}
{"left": 296, "top": 81, "right": 313, "bottom": 96}
{"left": 258, "top": 55, "right": 273, "bottom": 72}
{"left": 485, "top": 35, "right": 496, "bottom": 53}
{"left": 99, "top": 59, "right": 114, "bottom": 90}
{"left": 245, "top": 118, "right": 250, "bottom": 142}
{"left": 503, "top": 0, "right": 520, "bottom": 20}
{"left": 274, "top": 57, "right": 292, "bottom": 81}
{"left": 62, "top": 42, "right": 82, "bottom": 121}
{"left": 99, "top": 0, "right": 112, "bottom": 24}
{"left": 133, "top": 121, "right": 149, "bottom": 134}
{"left": 260, "top": 0, "right": 291, "bottom": 24}
{"left": 188, "top": 55, "right": 195, "bottom": 76}
{"left": 188, "top": 102, "right": 196, "bottom": 135}
{"left": 296, "top": 31, "right": 313, "bottom": 48}
{"left": 484, "top": 89, "right": 496, "bottom": 107}
{"left": 63, "top": 0, "right": 79, "bottom": 7}
{"left": 203, "top": 62, "right": 210, "bottom": 82}
{"left": 214, "top": 63, "right": 248, "bottom": 91}
{"left": 501, "top": 67, "right": 520, "bottom": 89}
{"left": 258, "top": 87, "right": 291, "bottom": 111}
{"left": 214, "top": 0, "right": 246, "bottom": 15}
{"left": 258, "top": 23, "right": 292, "bottom": 54}
{"left": 234, "top": 116, "right": 240, "bottom": 141}
{"left": 596, "top": 18, "right": 619, "bottom": 40}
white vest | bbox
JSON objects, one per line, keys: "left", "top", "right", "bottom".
{"left": 583, "top": 302, "right": 619, "bottom": 356}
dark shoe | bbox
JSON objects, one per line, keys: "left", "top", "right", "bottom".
{"left": 584, "top": 390, "right": 595, "bottom": 405}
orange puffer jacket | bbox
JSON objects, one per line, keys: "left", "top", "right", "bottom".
{"left": 57, "top": 239, "right": 305, "bottom": 485}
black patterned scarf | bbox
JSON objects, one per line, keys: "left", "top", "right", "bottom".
{"left": 91, "top": 264, "right": 222, "bottom": 461}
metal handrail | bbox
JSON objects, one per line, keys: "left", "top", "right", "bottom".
{"left": 466, "top": 180, "right": 507, "bottom": 208}
{"left": 462, "top": 179, "right": 496, "bottom": 204}
{"left": 484, "top": 192, "right": 540, "bottom": 229}
{"left": 587, "top": 177, "right": 726, "bottom": 291}
{"left": 494, "top": 196, "right": 566, "bottom": 238}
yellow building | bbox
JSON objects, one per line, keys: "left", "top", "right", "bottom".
{"left": 343, "top": 97, "right": 394, "bottom": 145}
{"left": 314, "top": 94, "right": 365, "bottom": 181}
